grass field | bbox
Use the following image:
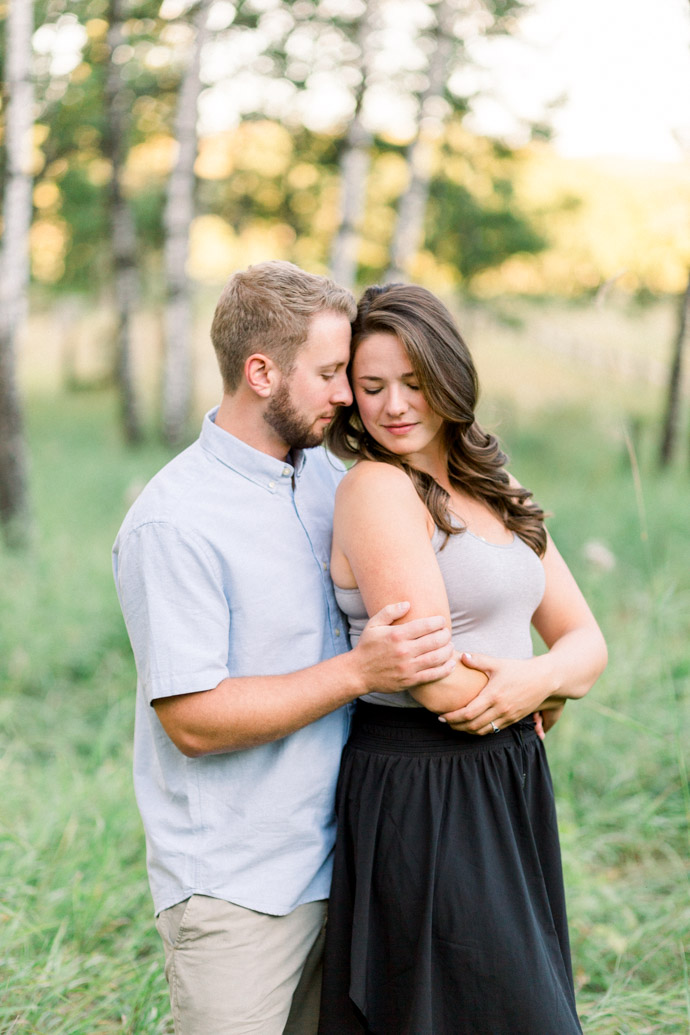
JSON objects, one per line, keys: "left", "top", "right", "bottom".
{"left": 1, "top": 296, "right": 689, "bottom": 1033}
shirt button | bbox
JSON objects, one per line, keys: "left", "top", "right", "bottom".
{"left": 335, "top": 628, "right": 341, "bottom": 637}
{"left": 322, "top": 561, "right": 328, "bottom": 571}
{"left": 268, "top": 480, "right": 275, "bottom": 489}
{"left": 282, "top": 467, "right": 291, "bottom": 477}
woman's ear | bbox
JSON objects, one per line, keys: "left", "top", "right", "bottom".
{"left": 245, "top": 353, "right": 279, "bottom": 398}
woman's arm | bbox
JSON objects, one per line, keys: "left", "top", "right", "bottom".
{"left": 332, "top": 461, "right": 488, "bottom": 713}
{"left": 439, "top": 531, "right": 608, "bottom": 734}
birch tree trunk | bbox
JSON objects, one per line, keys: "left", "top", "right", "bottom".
{"left": 105, "top": 0, "right": 143, "bottom": 443}
{"left": 329, "top": 116, "right": 372, "bottom": 290}
{"left": 0, "top": 0, "right": 34, "bottom": 548}
{"left": 161, "top": 0, "right": 212, "bottom": 446}
{"left": 659, "top": 270, "right": 690, "bottom": 466}
{"left": 387, "top": 0, "right": 454, "bottom": 281}
{"left": 328, "top": 0, "right": 380, "bottom": 290}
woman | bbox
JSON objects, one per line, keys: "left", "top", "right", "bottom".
{"left": 318, "top": 284, "right": 607, "bottom": 1035}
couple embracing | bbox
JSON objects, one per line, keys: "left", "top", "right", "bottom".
{"left": 113, "top": 260, "right": 606, "bottom": 1034}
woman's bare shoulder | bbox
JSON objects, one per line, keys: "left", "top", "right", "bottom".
{"left": 337, "top": 460, "right": 419, "bottom": 504}
{"left": 335, "top": 461, "right": 433, "bottom": 543}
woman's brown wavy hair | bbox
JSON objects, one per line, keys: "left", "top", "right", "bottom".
{"left": 326, "top": 283, "right": 547, "bottom": 557}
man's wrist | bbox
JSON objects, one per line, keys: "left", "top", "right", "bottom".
{"left": 332, "top": 647, "right": 368, "bottom": 701}
{"left": 314, "top": 649, "right": 367, "bottom": 705}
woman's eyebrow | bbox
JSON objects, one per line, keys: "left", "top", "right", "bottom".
{"left": 357, "top": 370, "right": 416, "bottom": 378}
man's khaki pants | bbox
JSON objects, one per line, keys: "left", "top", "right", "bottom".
{"left": 155, "top": 894, "right": 327, "bottom": 1034}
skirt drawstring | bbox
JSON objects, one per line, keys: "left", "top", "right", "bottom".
{"left": 510, "top": 724, "right": 528, "bottom": 787}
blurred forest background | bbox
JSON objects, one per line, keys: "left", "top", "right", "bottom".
{"left": 1, "top": 0, "right": 689, "bottom": 1031}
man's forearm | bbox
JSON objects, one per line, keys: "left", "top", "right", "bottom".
{"left": 154, "top": 651, "right": 364, "bottom": 757}
{"left": 154, "top": 606, "right": 455, "bottom": 756}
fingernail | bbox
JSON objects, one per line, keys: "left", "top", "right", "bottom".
{"left": 438, "top": 717, "right": 447, "bottom": 724}
{"left": 464, "top": 652, "right": 472, "bottom": 660}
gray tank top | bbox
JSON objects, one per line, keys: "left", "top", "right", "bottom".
{"left": 335, "top": 526, "right": 546, "bottom": 707}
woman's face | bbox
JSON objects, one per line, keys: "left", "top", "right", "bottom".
{"left": 351, "top": 332, "right": 445, "bottom": 466}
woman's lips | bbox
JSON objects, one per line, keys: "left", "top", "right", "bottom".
{"left": 383, "top": 423, "right": 417, "bottom": 435}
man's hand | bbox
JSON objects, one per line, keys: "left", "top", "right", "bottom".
{"left": 538, "top": 701, "right": 566, "bottom": 735}
{"left": 153, "top": 603, "right": 453, "bottom": 756}
{"left": 353, "top": 601, "right": 456, "bottom": 694}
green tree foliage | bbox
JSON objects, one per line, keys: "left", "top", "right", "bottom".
{"left": 425, "top": 136, "right": 545, "bottom": 283}
{"left": 426, "top": 174, "right": 546, "bottom": 283}
{"left": 199, "top": 123, "right": 340, "bottom": 239}
{"left": 4, "top": 0, "right": 549, "bottom": 297}
{"left": 31, "top": 0, "right": 183, "bottom": 292}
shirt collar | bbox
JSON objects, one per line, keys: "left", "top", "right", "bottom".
{"left": 199, "top": 407, "right": 306, "bottom": 492}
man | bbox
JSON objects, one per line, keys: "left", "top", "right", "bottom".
{"left": 113, "top": 261, "right": 455, "bottom": 1035}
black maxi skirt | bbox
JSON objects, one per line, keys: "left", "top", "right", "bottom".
{"left": 318, "top": 702, "right": 583, "bottom": 1035}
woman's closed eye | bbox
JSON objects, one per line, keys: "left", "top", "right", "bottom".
{"left": 361, "top": 383, "right": 419, "bottom": 395}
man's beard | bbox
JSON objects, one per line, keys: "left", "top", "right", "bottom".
{"left": 264, "top": 380, "right": 325, "bottom": 451}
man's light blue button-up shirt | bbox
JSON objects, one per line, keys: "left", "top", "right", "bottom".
{"left": 113, "top": 409, "right": 350, "bottom": 916}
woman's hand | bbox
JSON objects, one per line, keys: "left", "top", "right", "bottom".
{"left": 439, "top": 652, "right": 562, "bottom": 735}
{"left": 441, "top": 533, "right": 608, "bottom": 736}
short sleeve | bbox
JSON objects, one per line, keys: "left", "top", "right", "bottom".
{"left": 114, "top": 521, "right": 231, "bottom": 703}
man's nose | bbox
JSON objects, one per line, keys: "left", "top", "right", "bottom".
{"left": 331, "top": 372, "right": 353, "bottom": 407}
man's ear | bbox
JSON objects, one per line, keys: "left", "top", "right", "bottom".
{"left": 244, "top": 353, "right": 280, "bottom": 398}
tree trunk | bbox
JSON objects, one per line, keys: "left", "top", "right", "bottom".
{"left": 659, "top": 270, "right": 690, "bottom": 466}
{"left": 328, "top": 0, "right": 380, "bottom": 290}
{"left": 387, "top": 0, "right": 454, "bottom": 281}
{"left": 329, "top": 118, "right": 373, "bottom": 290}
{"left": 161, "top": 0, "right": 212, "bottom": 446}
{"left": 104, "top": 0, "right": 143, "bottom": 444}
{"left": 0, "top": 0, "right": 34, "bottom": 548}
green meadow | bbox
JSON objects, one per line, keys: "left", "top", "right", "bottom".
{"left": 1, "top": 297, "right": 688, "bottom": 1033}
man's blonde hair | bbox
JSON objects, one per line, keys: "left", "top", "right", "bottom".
{"left": 211, "top": 260, "right": 357, "bottom": 392}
